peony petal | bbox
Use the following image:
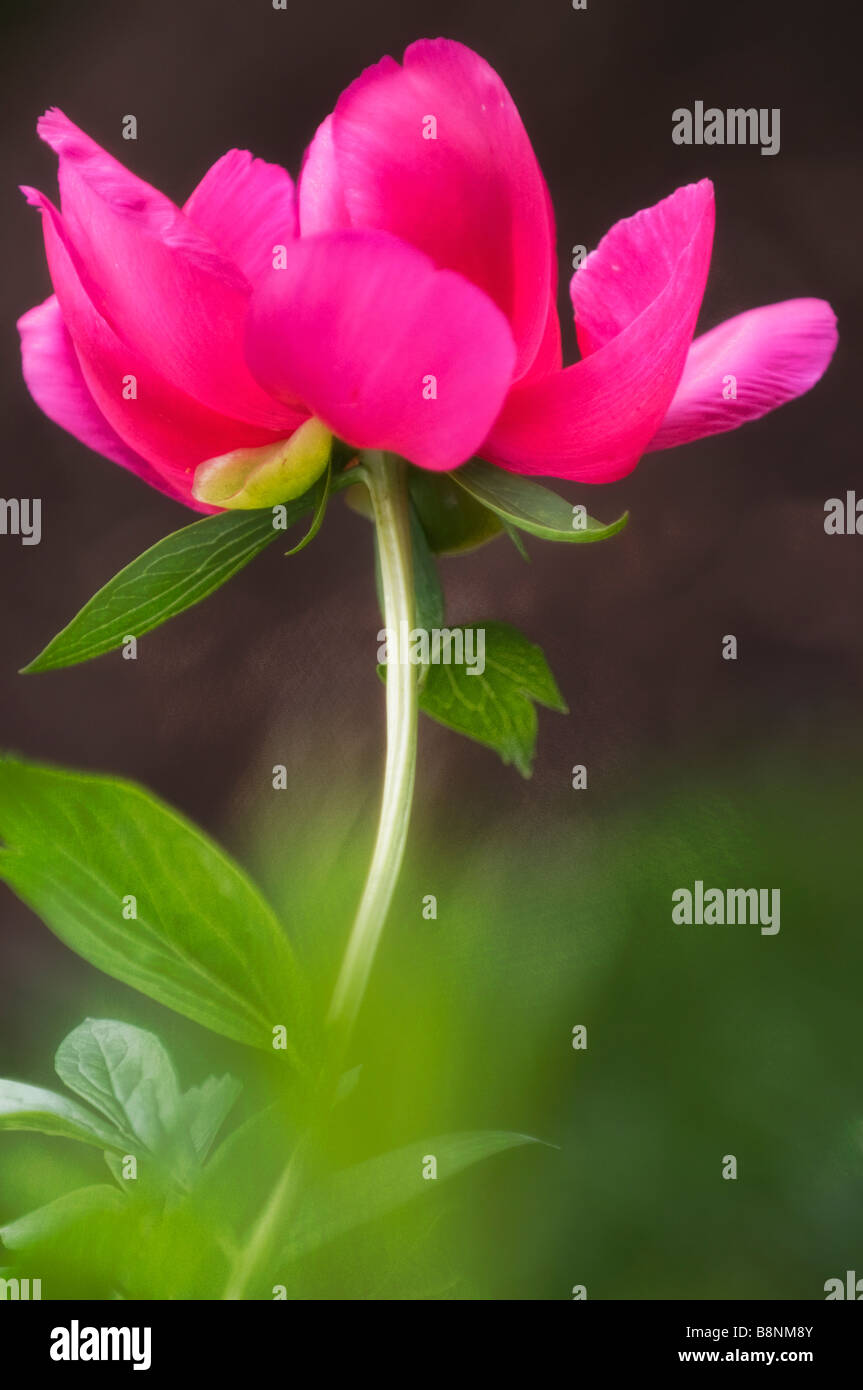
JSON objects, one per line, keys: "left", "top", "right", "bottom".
{"left": 19, "top": 296, "right": 150, "bottom": 475}
{"left": 318, "top": 39, "right": 556, "bottom": 381}
{"left": 485, "top": 181, "right": 715, "bottom": 481}
{"left": 245, "top": 229, "right": 517, "bottom": 472}
{"left": 647, "top": 299, "right": 838, "bottom": 451}
{"left": 570, "top": 181, "right": 713, "bottom": 358}
{"left": 18, "top": 294, "right": 199, "bottom": 507}
{"left": 23, "top": 187, "right": 294, "bottom": 505}
{"left": 518, "top": 181, "right": 563, "bottom": 383}
{"left": 297, "top": 115, "right": 351, "bottom": 236}
{"left": 526, "top": 289, "right": 563, "bottom": 382}
{"left": 183, "top": 149, "right": 298, "bottom": 287}
{"left": 37, "top": 109, "right": 295, "bottom": 430}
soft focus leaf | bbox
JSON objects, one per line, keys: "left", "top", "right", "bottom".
{"left": 0, "top": 1185, "right": 124, "bottom": 1251}
{"left": 333, "top": 1066, "right": 363, "bottom": 1106}
{"left": 0, "top": 758, "right": 307, "bottom": 1059}
{"left": 195, "top": 1106, "right": 297, "bottom": 1244}
{"left": 181, "top": 1075, "right": 243, "bottom": 1161}
{"left": 417, "top": 622, "right": 567, "bottom": 777}
{"left": 55, "top": 1018, "right": 188, "bottom": 1161}
{"left": 0, "top": 1079, "right": 124, "bottom": 1152}
{"left": 500, "top": 518, "right": 531, "bottom": 561}
{"left": 283, "top": 1130, "right": 539, "bottom": 1264}
{"left": 453, "top": 459, "right": 628, "bottom": 543}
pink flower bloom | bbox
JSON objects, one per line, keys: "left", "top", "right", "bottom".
{"left": 19, "top": 39, "right": 837, "bottom": 511}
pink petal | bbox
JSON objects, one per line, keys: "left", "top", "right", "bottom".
{"left": 647, "top": 299, "right": 838, "bottom": 451}
{"left": 571, "top": 181, "right": 715, "bottom": 357}
{"left": 245, "top": 229, "right": 516, "bottom": 472}
{"left": 518, "top": 181, "right": 563, "bottom": 383}
{"left": 37, "top": 109, "right": 295, "bottom": 430}
{"left": 297, "top": 115, "right": 350, "bottom": 236}
{"left": 183, "top": 148, "right": 298, "bottom": 287}
{"left": 19, "top": 296, "right": 148, "bottom": 473}
{"left": 24, "top": 187, "right": 292, "bottom": 504}
{"left": 526, "top": 290, "right": 564, "bottom": 382}
{"left": 19, "top": 294, "right": 199, "bottom": 507}
{"left": 485, "top": 181, "right": 715, "bottom": 481}
{"left": 315, "top": 39, "right": 556, "bottom": 381}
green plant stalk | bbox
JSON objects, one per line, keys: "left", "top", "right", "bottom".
{"left": 222, "top": 450, "right": 418, "bottom": 1299}
{"left": 327, "top": 450, "right": 418, "bottom": 1040}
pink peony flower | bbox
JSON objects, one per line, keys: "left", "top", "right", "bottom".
{"left": 18, "top": 38, "right": 837, "bottom": 512}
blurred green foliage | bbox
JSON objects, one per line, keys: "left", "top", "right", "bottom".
{"left": 1, "top": 744, "right": 861, "bottom": 1299}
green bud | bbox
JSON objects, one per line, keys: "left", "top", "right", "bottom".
{"left": 192, "top": 418, "right": 332, "bottom": 509}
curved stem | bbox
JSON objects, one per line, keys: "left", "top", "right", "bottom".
{"left": 222, "top": 451, "right": 417, "bottom": 1299}
{"left": 327, "top": 450, "right": 418, "bottom": 1042}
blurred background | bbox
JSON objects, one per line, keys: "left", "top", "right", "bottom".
{"left": 1, "top": 0, "right": 861, "bottom": 1298}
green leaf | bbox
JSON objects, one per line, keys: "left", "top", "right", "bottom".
{"left": 195, "top": 1105, "right": 296, "bottom": 1243}
{"left": 284, "top": 458, "right": 332, "bottom": 557}
{"left": 0, "top": 757, "right": 307, "bottom": 1059}
{"left": 333, "top": 1065, "right": 363, "bottom": 1106}
{"left": 409, "top": 503, "right": 445, "bottom": 634}
{"left": 0, "top": 1078, "right": 126, "bottom": 1152}
{"left": 55, "top": 1018, "right": 188, "bottom": 1160}
{"left": 0, "top": 1185, "right": 124, "bottom": 1251}
{"left": 181, "top": 1074, "right": 242, "bottom": 1161}
{"left": 417, "top": 622, "right": 568, "bottom": 777}
{"left": 22, "top": 473, "right": 355, "bottom": 674}
{"left": 283, "top": 1130, "right": 539, "bottom": 1264}
{"left": 500, "top": 518, "right": 531, "bottom": 562}
{"left": 22, "top": 510, "right": 277, "bottom": 673}
{"left": 452, "top": 459, "right": 628, "bottom": 543}
{"left": 407, "top": 468, "right": 503, "bottom": 555}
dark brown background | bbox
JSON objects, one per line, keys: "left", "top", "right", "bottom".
{"left": 1, "top": 0, "right": 859, "bottom": 1028}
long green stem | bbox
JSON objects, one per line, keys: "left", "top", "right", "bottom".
{"left": 327, "top": 450, "right": 418, "bottom": 1040}
{"left": 222, "top": 451, "right": 418, "bottom": 1299}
